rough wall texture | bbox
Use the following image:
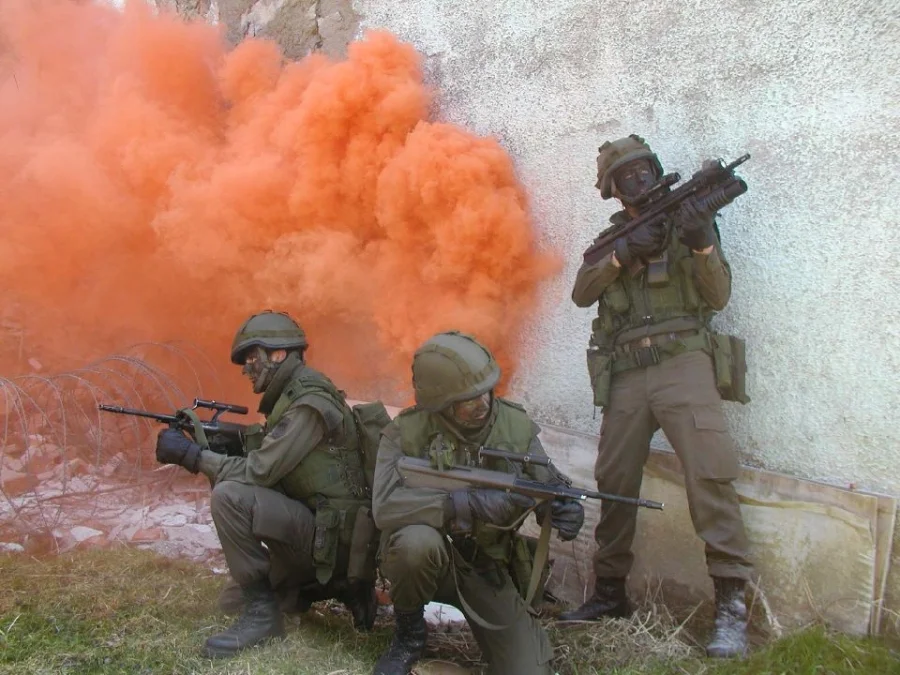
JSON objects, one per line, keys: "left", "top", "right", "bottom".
{"left": 152, "top": 0, "right": 358, "bottom": 58}
{"left": 353, "top": 0, "right": 900, "bottom": 497}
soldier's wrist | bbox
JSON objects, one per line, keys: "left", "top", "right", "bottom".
{"left": 443, "top": 493, "right": 455, "bottom": 522}
{"left": 447, "top": 490, "right": 473, "bottom": 534}
{"left": 613, "top": 237, "right": 632, "bottom": 268}
{"left": 183, "top": 443, "right": 202, "bottom": 474}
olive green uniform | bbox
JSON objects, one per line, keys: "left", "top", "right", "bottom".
{"left": 199, "top": 354, "right": 374, "bottom": 595}
{"left": 373, "top": 399, "right": 555, "bottom": 675}
{"left": 572, "top": 214, "right": 752, "bottom": 581}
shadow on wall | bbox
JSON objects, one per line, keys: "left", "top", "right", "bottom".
{"left": 530, "top": 424, "right": 898, "bottom": 638}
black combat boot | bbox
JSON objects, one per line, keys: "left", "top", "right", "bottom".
{"left": 373, "top": 607, "right": 428, "bottom": 675}
{"left": 558, "top": 577, "right": 632, "bottom": 621}
{"left": 706, "top": 577, "right": 749, "bottom": 658}
{"left": 341, "top": 581, "right": 377, "bottom": 632}
{"left": 203, "top": 580, "right": 285, "bottom": 659}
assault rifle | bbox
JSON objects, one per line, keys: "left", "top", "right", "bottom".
{"left": 397, "top": 446, "right": 664, "bottom": 510}
{"left": 98, "top": 398, "right": 249, "bottom": 457}
{"left": 583, "top": 154, "right": 751, "bottom": 265}
{"left": 397, "top": 443, "right": 662, "bottom": 626}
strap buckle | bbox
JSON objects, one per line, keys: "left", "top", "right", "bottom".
{"left": 632, "top": 345, "right": 661, "bottom": 368}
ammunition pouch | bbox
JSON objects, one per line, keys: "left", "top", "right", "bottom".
{"left": 709, "top": 333, "right": 751, "bottom": 404}
{"left": 312, "top": 498, "right": 376, "bottom": 586}
{"left": 312, "top": 500, "right": 341, "bottom": 585}
{"left": 509, "top": 533, "right": 550, "bottom": 612}
{"left": 346, "top": 506, "right": 378, "bottom": 584}
{"left": 243, "top": 423, "right": 265, "bottom": 455}
{"left": 586, "top": 347, "right": 613, "bottom": 408}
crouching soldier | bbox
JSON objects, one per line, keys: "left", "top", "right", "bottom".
{"left": 372, "top": 331, "right": 585, "bottom": 675}
{"left": 154, "top": 311, "right": 378, "bottom": 658}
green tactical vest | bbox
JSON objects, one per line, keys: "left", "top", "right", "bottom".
{"left": 592, "top": 214, "right": 717, "bottom": 347}
{"left": 265, "top": 364, "right": 370, "bottom": 584}
{"left": 397, "top": 398, "right": 534, "bottom": 564}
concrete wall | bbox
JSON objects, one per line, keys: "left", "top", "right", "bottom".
{"left": 352, "top": 0, "right": 900, "bottom": 500}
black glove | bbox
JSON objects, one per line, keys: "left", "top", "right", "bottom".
{"left": 674, "top": 198, "right": 716, "bottom": 251}
{"left": 536, "top": 499, "right": 585, "bottom": 542}
{"left": 448, "top": 489, "right": 535, "bottom": 533}
{"left": 613, "top": 221, "right": 668, "bottom": 267}
{"left": 155, "top": 428, "right": 202, "bottom": 474}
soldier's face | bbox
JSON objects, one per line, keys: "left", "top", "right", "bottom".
{"left": 241, "top": 347, "right": 286, "bottom": 392}
{"left": 241, "top": 346, "right": 267, "bottom": 382}
{"left": 613, "top": 159, "right": 656, "bottom": 199}
{"left": 451, "top": 392, "right": 492, "bottom": 428}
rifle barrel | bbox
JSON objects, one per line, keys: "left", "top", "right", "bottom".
{"left": 580, "top": 487, "right": 664, "bottom": 510}
{"left": 98, "top": 404, "right": 177, "bottom": 423}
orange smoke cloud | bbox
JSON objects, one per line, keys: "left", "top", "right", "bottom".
{"left": 0, "top": 0, "right": 560, "bottom": 405}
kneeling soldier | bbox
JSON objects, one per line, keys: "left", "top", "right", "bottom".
{"left": 372, "top": 331, "right": 584, "bottom": 675}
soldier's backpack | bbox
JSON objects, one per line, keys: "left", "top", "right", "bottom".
{"left": 350, "top": 401, "right": 392, "bottom": 493}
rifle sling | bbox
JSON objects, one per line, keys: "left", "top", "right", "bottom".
{"left": 178, "top": 408, "right": 210, "bottom": 450}
{"left": 444, "top": 504, "right": 553, "bottom": 632}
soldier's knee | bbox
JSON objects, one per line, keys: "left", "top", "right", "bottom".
{"left": 381, "top": 525, "right": 447, "bottom": 577}
{"left": 210, "top": 480, "right": 254, "bottom": 518}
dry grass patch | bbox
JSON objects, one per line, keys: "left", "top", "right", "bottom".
{"left": 0, "top": 548, "right": 897, "bottom": 675}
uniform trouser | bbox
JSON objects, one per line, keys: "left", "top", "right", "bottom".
{"left": 380, "top": 525, "right": 553, "bottom": 675}
{"left": 210, "top": 480, "right": 318, "bottom": 589}
{"left": 593, "top": 350, "right": 753, "bottom": 581}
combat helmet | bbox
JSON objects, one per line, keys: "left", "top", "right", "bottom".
{"left": 230, "top": 311, "right": 308, "bottom": 364}
{"left": 412, "top": 331, "right": 501, "bottom": 412}
{"left": 595, "top": 134, "right": 663, "bottom": 199}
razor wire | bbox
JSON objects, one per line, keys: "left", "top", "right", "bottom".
{"left": 0, "top": 341, "right": 230, "bottom": 552}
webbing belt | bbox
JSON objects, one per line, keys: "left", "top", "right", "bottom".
{"left": 611, "top": 331, "right": 710, "bottom": 374}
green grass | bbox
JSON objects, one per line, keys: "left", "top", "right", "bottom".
{"left": 0, "top": 549, "right": 897, "bottom": 674}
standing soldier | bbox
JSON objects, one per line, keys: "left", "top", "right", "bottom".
{"left": 563, "top": 135, "right": 753, "bottom": 658}
{"left": 372, "top": 331, "right": 584, "bottom": 675}
{"left": 154, "top": 311, "right": 378, "bottom": 658}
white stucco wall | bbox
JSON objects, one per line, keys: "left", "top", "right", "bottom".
{"left": 353, "top": 0, "right": 900, "bottom": 497}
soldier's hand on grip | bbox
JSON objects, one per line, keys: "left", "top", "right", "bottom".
{"left": 613, "top": 221, "right": 668, "bottom": 266}
{"left": 536, "top": 498, "right": 585, "bottom": 541}
{"left": 674, "top": 198, "right": 716, "bottom": 251}
{"left": 449, "top": 488, "right": 535, "bottom": 532}
{"left": 156, "top": 428, "right": 202, "bottom": 474}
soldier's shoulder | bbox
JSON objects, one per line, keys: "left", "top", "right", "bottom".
{"left": 396, "top": 404, "right": 425, "bottom": 416}
{"left": 395, "top": 405, "right": 427, "bottom": 423}
{"left": 496, "top": 397, "right": 531, "bottom": 416}
{"left": 292, "top": 364, "right": 341, "bottom": 392}
{"left": 285, "top": 371, "right": 349, "bottom": 431}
